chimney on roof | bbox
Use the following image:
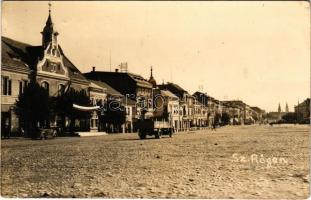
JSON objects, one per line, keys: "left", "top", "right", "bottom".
{"left": 92, "top": 66, "right": 96, "bottom": 72}
{"left": 115, "top": 68, "right": 119, "bottom": 73}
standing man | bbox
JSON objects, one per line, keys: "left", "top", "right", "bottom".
{"left": 211, "top": 121, "right": 217, "bottom": 131}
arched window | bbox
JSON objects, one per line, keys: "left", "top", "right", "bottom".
{"left": 58, "top": 84, "right": 65, "bottom": 95}
{"left": 41, "top": 81, "right": 49, "bottom": 94}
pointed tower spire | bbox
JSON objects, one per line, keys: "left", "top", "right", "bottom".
{"left": 150, "top": 66, "right": 153, "bottom": 78}
{"left": 48, "top": 1, "right": 51, "bottom": 13}
{"left": 41, "top": 1, "right": 58, "bottom": 49}
{"left": 278, "top": 103, "right": 281, "bottom": 113}
{"left": 46, "top": 2, "right": 53, "bottom": 26}
{"left": 148, "top": 66, "right": 157, "bottom": 88}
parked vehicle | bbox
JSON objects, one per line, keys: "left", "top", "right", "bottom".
{"left": 136, "top": 88, "right": 175, "bottom": 139}
{"left": 136, "top": 118, "right": 174, "bottom": 139}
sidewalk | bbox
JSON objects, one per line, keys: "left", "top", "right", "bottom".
{"left": 77, "top": 132, "right": 108, "bottom": 137}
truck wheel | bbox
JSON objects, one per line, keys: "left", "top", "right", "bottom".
{"left": 138, "top": 131, "right": 146, "bottom": 140}
{"left": 169, "top": 130, "right": 173, "bottom": 138}
{"left": 155, "top": 131, "right": 161, "bottom": 139}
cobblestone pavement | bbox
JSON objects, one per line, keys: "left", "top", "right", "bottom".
{"left": 1, "top": 125, "right": 309, "bottom": 198}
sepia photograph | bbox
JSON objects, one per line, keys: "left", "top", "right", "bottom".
{"left": 1, "top": 1, "right": 310, "bottom": 198}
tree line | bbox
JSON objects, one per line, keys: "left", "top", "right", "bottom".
{"left": 14, "top": 82, "right": 126, "bottom": 138}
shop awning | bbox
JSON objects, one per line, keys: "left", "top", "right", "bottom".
{"left": 73, "top": 104, "right": 100, "bottom": 111}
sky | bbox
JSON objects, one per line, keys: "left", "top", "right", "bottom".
{"left": 2, "top": 1, "right": 310, "bottom": 112}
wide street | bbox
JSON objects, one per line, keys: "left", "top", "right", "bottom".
{"left": 1, "top": 125, "right": 309, "bottom": 198}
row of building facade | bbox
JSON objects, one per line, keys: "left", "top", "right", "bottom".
{"left": 294, "top": 98, "right": 310, "bottom": 123}
{"left": 1, "top": 8, "right": 267, "bottom": 135}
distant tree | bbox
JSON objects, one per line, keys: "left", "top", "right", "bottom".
{"left": 282, "top": 112, "right": 298, "bottom": 123}
{"left": 53, "top": 88, "right": 92, "bottom": 133}
{"left": 221, "top": 112, "right": 230, "bottom": 125}
{"left": 252, "top": 115, "right": 258, "bottom": 122}
{"left": 15, "top": 82, "right": 51, "bottom": 138}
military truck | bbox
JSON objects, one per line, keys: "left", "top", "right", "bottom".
{"left": 136, "top": 118, "right": 174, "bottom": 139}
{"left": 136, "top": 88, "right": 176, "bottom": 139}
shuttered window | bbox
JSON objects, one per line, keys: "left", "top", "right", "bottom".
{"left": 2, "top": 77, "right": 12, "bottom": 96}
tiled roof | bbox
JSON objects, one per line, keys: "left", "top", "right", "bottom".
{"left": 90, "top": 80, "right": 123, "bottom": 97}
{"left": 250, "top": 106, "right": 264, "bottom": 113}
{"left": 89, "top": 81, "right": 106, "bottom": 93}
{"left": 127, "top": 73, "right": 152, "bottom": 88}
{"left": 2, "top": 37, "right": 41, "bottom": 72}
{"left": 158, "top": 82, "right": 189, "bottom": 98}
{"left": 84, "top": 71, "right": 152, "bottom": 89}
{"left": 89, "top": 80, "right": 136, "bottom": 106}
{"left": 89, "top": 81, "right": 104, "bottom": 90}
{"left": 167, "top": 82, "right": 188, "bottom": 93}
{"left": 160, "top": 89, "right": 179, "bottom": 99}
{"left": 223, "top": 100, "right": 247, "bottom": 109}
{"left": 61, "top": 52, "right": 88, "bottom": 82}
{"left": 2, "top": 36, "right": 88, "bottom": 82}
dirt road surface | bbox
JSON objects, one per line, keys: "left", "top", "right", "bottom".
{"left": 1, "top": 125, "right": 309, "bottom": 198}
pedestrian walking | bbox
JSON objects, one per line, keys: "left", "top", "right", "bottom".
{"left": 211, "top": 123, "right": 217, "bottom": 131}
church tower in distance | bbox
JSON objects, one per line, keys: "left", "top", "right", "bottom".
{"left": 148, "top": 66, "right": 157, "bottom": 88}
{"left": 285, "top": 102, "right": 289, "bottom": 113}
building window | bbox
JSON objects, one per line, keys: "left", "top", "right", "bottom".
{"left": 2, "top": 77, "right": 12, "bottom": 96}
{"left": 19, "top": 81, "right": 23, "bottom": 95}
{"left": 58, "top": 84, "right": 65, "bottom": 96}
{"left": 41, "top": 81, "right": 49, "bottom": 94}
{"left": 19, "top": 80, "right": 28, "bottom": 95}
